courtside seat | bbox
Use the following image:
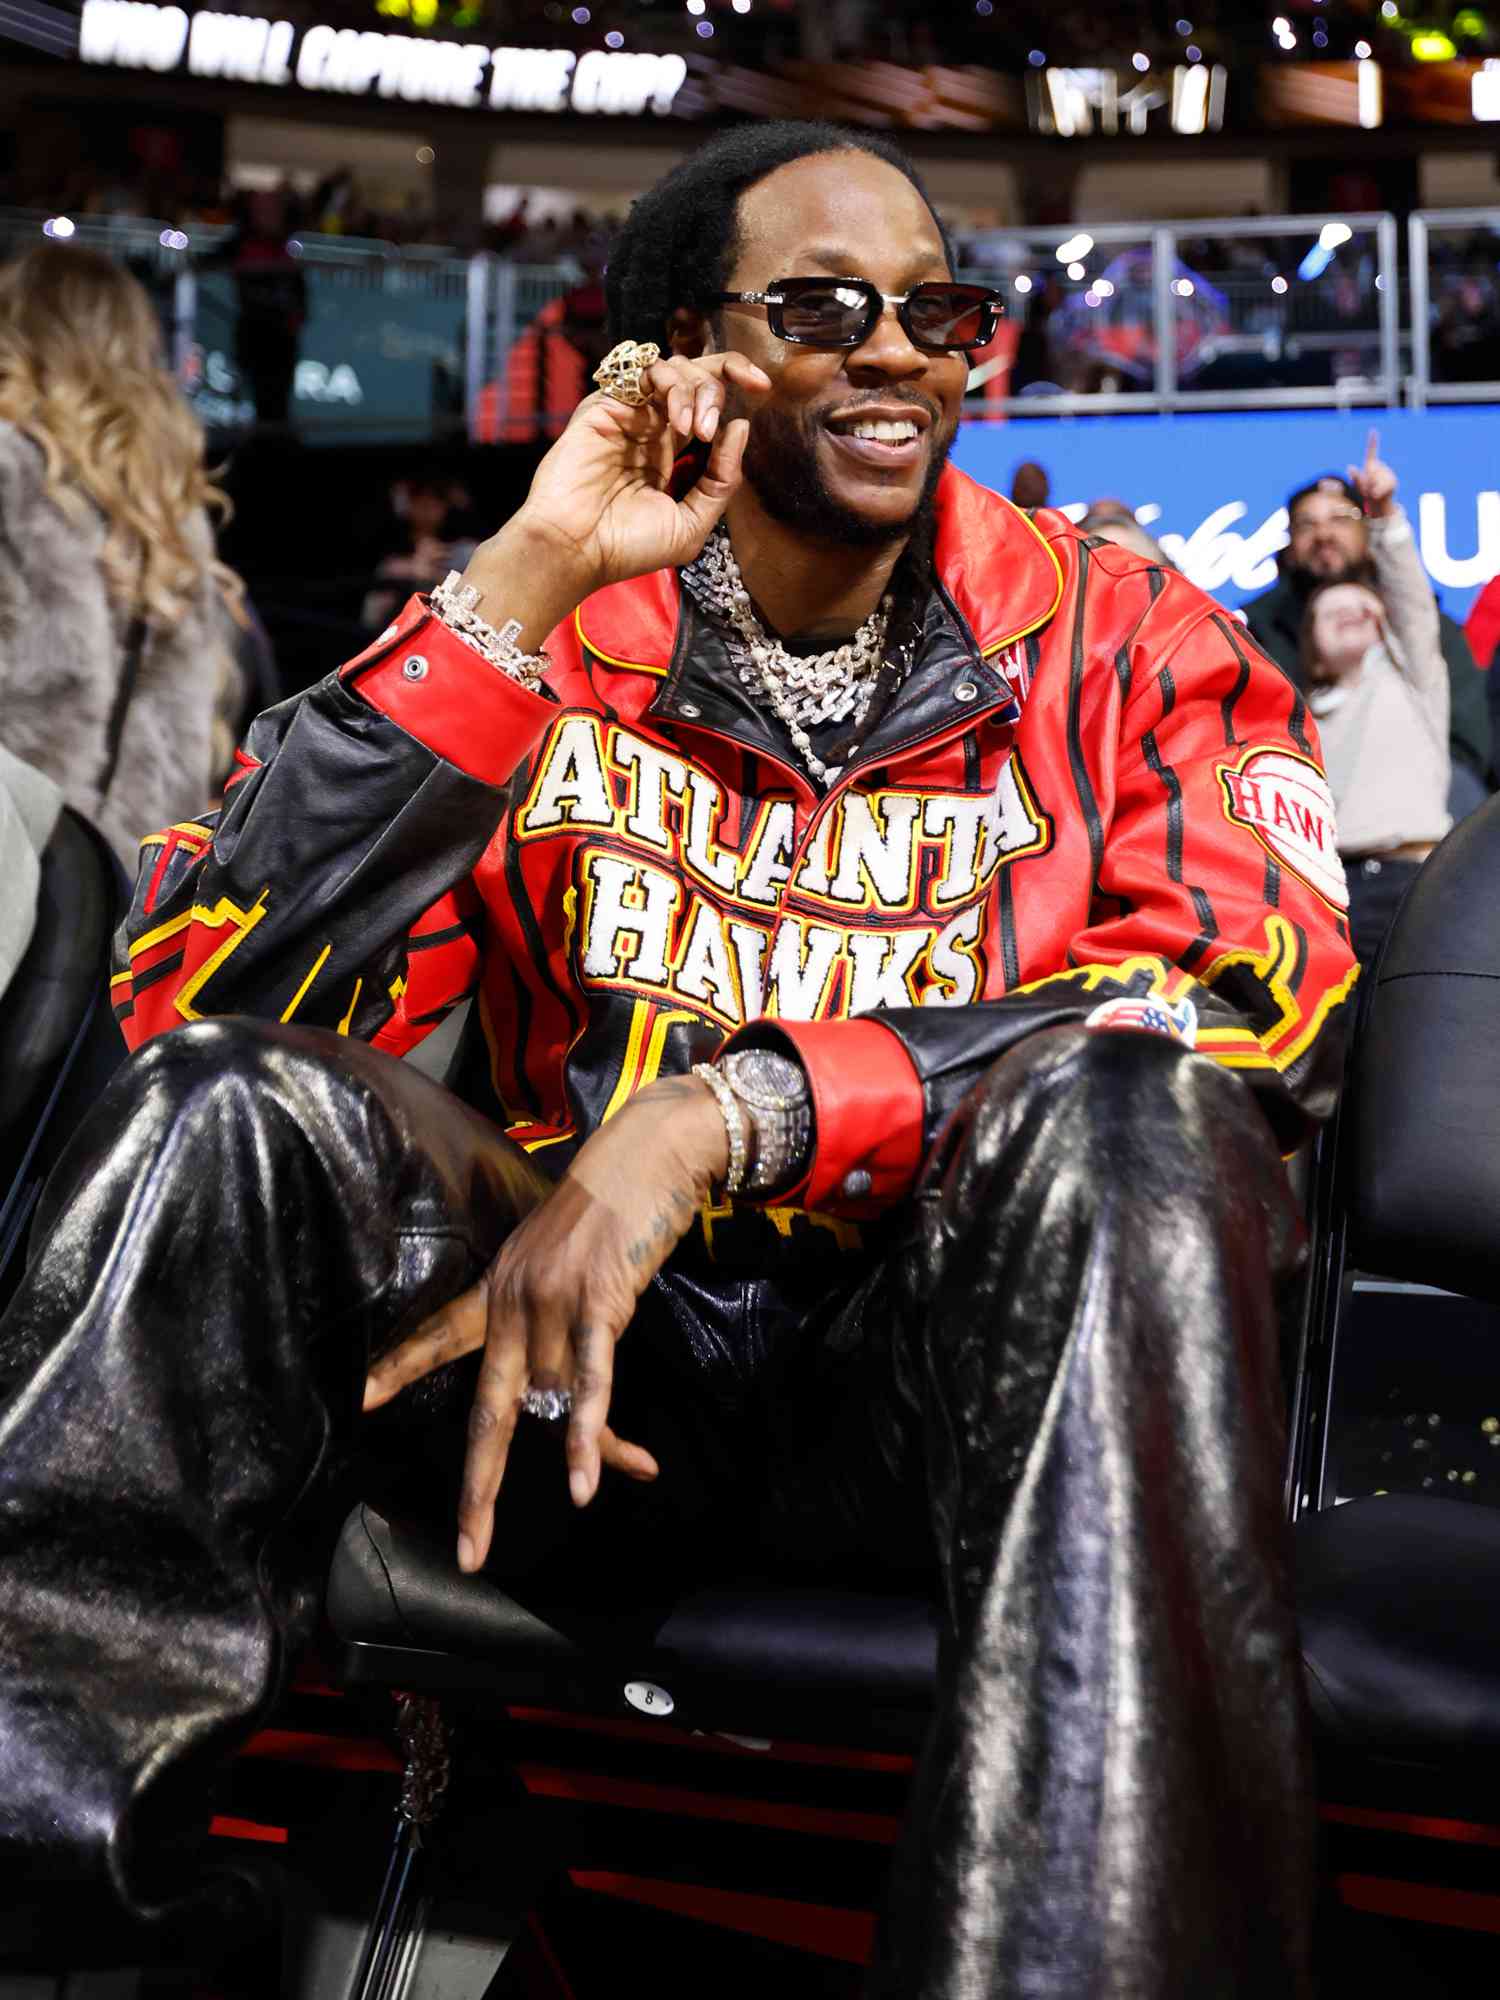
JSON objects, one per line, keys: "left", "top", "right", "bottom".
{"left": 1291, "top": 793, "right": 1500, "bottom": 1775}
{"left": 0, "top": 807, "right": 126, "bottom": 1311}
{"left": 328, "top": 1500, "right": 939, "bottom": 1752}
{"left": 1297, "top": 1494, "right": 1500, "bottom": 1766}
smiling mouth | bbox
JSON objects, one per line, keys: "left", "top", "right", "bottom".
{"left": 822, "top": 416, "right": 927, "bottom": 468}
{"left": 839, "top": 417, "right": 920, "bottom": 444}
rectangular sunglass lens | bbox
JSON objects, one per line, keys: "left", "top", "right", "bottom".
{"left": 778, "top": 281, "right": 871, "bottom": 343}
{"left": 907, "top": 285, "right": 996, "bottom": 349}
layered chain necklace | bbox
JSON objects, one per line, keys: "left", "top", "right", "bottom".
{"left": 681, "top": 524, "right": 894, "bottom": 784}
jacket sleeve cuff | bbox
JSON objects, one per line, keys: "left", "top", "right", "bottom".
{"left": 724, "top": 1016, "right": 927, "bottom": 1217}
{"left": 340, "top": 594, "right": 554, "bottom": 788}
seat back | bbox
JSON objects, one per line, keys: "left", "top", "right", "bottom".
{"left": 0, "top": 809, "right": 127, "bottom": 1305}
{"left": 1345, "top": 793, "right": 1500, "bottom": 1303}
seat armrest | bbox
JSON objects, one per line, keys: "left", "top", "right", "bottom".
{"left": 325, "top": 1503, "right": 584, "bottom": 1665}
{"left": 1348, "top": 795, "right": 1500, "bottom": 1301}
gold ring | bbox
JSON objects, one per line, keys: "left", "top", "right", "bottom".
{"left": 593, "top": 339, "right": 662, "bottom": 407}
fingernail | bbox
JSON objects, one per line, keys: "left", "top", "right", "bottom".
{"left": 569, "top": 1469, "right": 592, "bottom": 1508}
{"left": 703, "top": 406, "right": 719, "bottom": 439}
{"left": 457, "top": 1532, "right": 475, "bottom": 1571}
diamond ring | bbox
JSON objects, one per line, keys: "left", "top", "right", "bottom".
{"left": 592, "top": 339, "right": 661, "bottom": 407}
{"left": 521, "top": 1385, "right": 573, "bottom": 1423}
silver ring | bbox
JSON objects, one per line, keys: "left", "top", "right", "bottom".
{"left": 521, "top": 1385, "right": 573, "bottom": 1423}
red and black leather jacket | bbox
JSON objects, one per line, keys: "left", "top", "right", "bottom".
{"left": 113, "top": 469, "right": 1358, "bottom": 1270}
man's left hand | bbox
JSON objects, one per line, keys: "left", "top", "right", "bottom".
{"left": 1348, "top": 428, "right": 1398, "bottom": 519}
{"left": 362, "top": 1075, "right": 730, "bottom": 1571}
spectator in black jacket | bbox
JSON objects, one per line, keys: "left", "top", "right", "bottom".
{"left": 1243, "top": 460, "right": 1491, "bottom": 817}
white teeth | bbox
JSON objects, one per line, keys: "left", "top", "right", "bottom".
{"left": 847, "top": 419, "right": 918, "bottom": 442}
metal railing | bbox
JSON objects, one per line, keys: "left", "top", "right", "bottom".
{"left": 6, "top": 203, "right": 1500, "bottom": 439}
{"left": 1408, "top": 208, "right": 1500, "bottom": 411}
{"left": 957, "top": 213, "right": 1401, "bottom": 415}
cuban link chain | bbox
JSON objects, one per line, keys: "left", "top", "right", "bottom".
{"left": 681, "top": 524, "right": 893, "bottom": 784}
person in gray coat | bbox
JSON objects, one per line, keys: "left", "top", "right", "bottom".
{"left": 0, "top": 246, "right": 246, "bottom": 869}
{"left": 0, "top": 742, "right": 60, "bottom": 1002}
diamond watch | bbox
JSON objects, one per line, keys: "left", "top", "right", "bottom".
{"left": 715, "top": 1050, "right": 813, "bottom": 1196}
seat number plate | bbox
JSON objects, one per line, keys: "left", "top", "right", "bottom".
{"left": 623, "top": 1679, "right": 675, "bottom": 1718}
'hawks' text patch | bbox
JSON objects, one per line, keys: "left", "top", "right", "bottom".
{"left": 1217, "top": 748, "right": 1348, "bottom": 912}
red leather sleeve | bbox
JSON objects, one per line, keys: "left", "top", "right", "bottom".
{"left": 725, "top": 1015, "right": 928, "bottom": 1218}
{"left": 344, "top": 595, "right": 554, "bottom": 788}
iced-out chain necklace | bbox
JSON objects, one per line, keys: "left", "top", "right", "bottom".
{"left": 681, "top": 524, "right": 893, "bottom": 784}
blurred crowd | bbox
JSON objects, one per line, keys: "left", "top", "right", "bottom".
{"left": 0, "top": 158, "right": 456, "bottom": 251}
{"left": 1428, "top": 228, "right": 1500, "bottom": 385}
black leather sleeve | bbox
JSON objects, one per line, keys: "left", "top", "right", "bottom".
{"left": 111, "top": 674, "right": 509, "bottom": 1046}
{"left": 848, "top": 968, "right": 1343, "bottom": 1160}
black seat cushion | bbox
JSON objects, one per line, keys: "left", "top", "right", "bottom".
{"left": 327, "top": 1503, "right": 940, "bottom": 1738}
{"left": 0, "top": 808, "right": 123, "bottom": 1177}
{"left": 334, "top": 1499, "right": 1500, "bottom": 1770}
{"left": 1296, "top": 1493, "right": 1500, "bottom": 1764}
{"left": 1347, "top": 795, "right": 1500, "bottom": 1302}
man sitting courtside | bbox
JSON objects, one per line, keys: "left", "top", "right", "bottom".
{"left": 0, "top": 124, "right": 1355, "bottom": 1997}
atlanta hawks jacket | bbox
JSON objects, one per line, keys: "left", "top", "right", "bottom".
{"left": 112, "top": 467, "right": 1358, "bottom": 1265}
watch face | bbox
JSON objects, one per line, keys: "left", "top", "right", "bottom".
{"left": 725, "top": 1052, "right": 805, "bottom": 1108}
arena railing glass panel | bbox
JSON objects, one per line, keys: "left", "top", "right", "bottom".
{"left": 1409, "top": 209, "right": 1500, "bottom": 410}
{"left": 8, "top": 204, "right": 1496, "bottom": 441}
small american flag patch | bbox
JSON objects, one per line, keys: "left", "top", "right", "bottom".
{"left": 1085, "top": 995, "right": 1198, "bottom": 1048}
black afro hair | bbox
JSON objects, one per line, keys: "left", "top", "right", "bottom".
{"left": 603, "top": 120, "right": 954, "bottom": 354}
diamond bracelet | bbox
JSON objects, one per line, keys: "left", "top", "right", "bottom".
{"left": 429, "top": 570, "right": 550, "bottom": 692}
{"left": 691, "top": 1063, "right": 749, "bottom": 1197}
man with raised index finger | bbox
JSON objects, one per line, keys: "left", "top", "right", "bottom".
{"left": 1, "top": 123, "right": 1356, "bottom": 1996}
{"left": 1243, "top": 432, "right": 1491, "bottom": 815}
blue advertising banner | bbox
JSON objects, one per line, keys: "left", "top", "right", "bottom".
{"left": 953, "top": 406, "right": 1500, "bottom": 623}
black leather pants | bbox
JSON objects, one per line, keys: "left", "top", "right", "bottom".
{"left": 0, "top": 1018, "right": 1312, "bottom": 1996}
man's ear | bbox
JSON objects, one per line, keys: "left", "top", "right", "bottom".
{"left": 667, "top": 306, "right": 712, "bottom": 359}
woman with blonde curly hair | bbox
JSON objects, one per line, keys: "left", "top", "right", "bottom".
{"left": 0, "top": 244, "right": 247, "bottom": 866}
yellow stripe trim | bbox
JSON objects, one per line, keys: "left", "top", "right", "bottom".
{"left": 574, "top": 606, "right": 669, "bottom": 678}
{"left": 336, "top": 977, "right": 364, "bottom": 1037}
{"left": 599, "top": 999, "right": 654, "bottom": 1124}
{"left": 1012, "top": 953, "right": 1175, "bottom": 1001}
{"left": 640, "top": 1008, "right": 700, "bottom": 1086}
{"left": 1007, "top": 922, "right": 1357, "bottom": 1079}
{"left": 513, "top": 1128, "right": 575, "bottom": 1153}
{"left": 169, "top": 892, "right": 269, "bottom": 1022}
{"left": 979, "top": 495, "right": 1066, "bottom": 656}
{"left": 281, "top": 944, "right": 332, "bottom": 1023}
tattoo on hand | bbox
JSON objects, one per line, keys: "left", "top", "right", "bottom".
{"left": 624, "top": 1197, "right": 696, "bottom": 1268}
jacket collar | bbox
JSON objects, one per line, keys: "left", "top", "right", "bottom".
{"left": 572, "top": 465, "right": 1065, "bottom": 782}
{"left": 574, "top": 465, "right": 1064, "bottom": 676}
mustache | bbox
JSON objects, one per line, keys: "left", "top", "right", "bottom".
{"left": 813, "top": 390, "right": 945, "bottom": 428}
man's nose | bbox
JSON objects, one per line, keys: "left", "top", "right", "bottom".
{"left": 846, "top": 304, "right": 930, "bottom": 380}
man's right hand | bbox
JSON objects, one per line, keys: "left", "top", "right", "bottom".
{"left": 457, "top": 351, "right": 771, "bottom": 654}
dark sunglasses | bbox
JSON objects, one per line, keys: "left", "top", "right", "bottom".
{"left": 712, "top": 277, "right": 1005, "bottom": 354}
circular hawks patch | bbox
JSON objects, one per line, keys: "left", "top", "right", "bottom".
{"left": 1218, "top": 749, "right": 1348, "bottom": 912}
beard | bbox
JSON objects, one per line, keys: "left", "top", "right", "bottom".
{"left": 735, "top": 398, "right": 957, "bottom": 548}
{"left": 1287, "top": 546, "right": 1371, "bottom": 593}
